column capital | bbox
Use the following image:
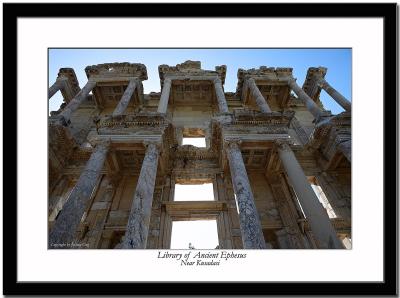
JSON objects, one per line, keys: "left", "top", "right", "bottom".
{"left": 275, "top": 139, "right": 292, "bottom": 152}
{"left": 143, "top": 140, "right": 162, "bottom": 151}
{"left": 163, "top": 77, "right": 172, "bottom": 84}
{"left": 90, "top": 138, "right": 111, "bottom": 150}
{"left": 213, "top": 77, "right": 222, "bottom": 84}
{"left": 225, "top": 139, "right": 242, "bottom": 150}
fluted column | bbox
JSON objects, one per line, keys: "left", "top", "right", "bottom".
{"left": 49, "top": 140, "right": 110, "bottom": 247}
{"left": 48, "top": 77, "right": 68, "bottom": 99}
{"left": 157, "top": 78, "right": 172, "bottom": 113}
{"left": 226, "top": 140, "right": 268, "bottom": 249}
{"left": 276, "top": 140, "right": 343, "bottom": 248}
{"left": 214, "top": 78, "right": 229, "bottom": 113}
{"left": 247, "top": 78, "right": 272, "bottom": 113}
{"left": 287, "top": 78, "right": 323, "bottom": 120}
{"left": 122, "top": 142, "right": 160, "bottom": 249}
{"left": 58, "top": 80, "right": 96, "bottom": 125}
{"left": 112, "top": 79, "right": 138, "bottom": 116}
{"left": 317, "top": 78, "right": 351, "bottom": 112}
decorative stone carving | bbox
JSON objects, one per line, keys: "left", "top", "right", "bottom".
{"left": 85, "top": 62, "right": 147, "bottom": 80}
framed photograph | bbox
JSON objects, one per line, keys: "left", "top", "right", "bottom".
{"left": 3, "top": 3, "right": 397, "bottom": 296}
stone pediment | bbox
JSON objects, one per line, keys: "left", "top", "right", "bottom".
{"left": 158, "top": 60, "right": 227, "bottom": 85}
{"left": 85, "top": 62, "right": 148, "bottom": 80}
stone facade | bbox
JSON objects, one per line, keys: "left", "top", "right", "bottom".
{"left": 48, "top": 60, "right": 351, "bottom": 249}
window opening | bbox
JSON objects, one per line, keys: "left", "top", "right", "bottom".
{"left": 174, "top": 183, "right": 214, "bottom": 201}
{"left": 170, "top": 220, "right": 219, "bottom": 249}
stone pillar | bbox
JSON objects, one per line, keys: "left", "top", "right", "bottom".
{"left": 214, "top": 78, "right": 229, "bottom": 113}
{"left": 112, "top": 79, "right": 138, "bottom": 116}
{"left": 122, "top": 142, "right": 160, "bottom": 249}
{"left": 48, "top": 77, "right": 67, "bottom": 100}
{"left": 317, "top": 78, "right": 351, "bottom": 112}
{"left": 287, "top": 78, "right": 322, "bottom": 120}
{"left": 247, "top": 78, "right": 272, "bottom": 113}
{"left": 48, "top": 140, "right": 110, "bottom": 247}
{"left": 157, "top": 78, "right": 172, "bottom": 114}
{"left": 226, "top": 140, "right": 268, "bottom": 249}
{"left": 59, "top": 80, "right": 96, "bottom": 125}
{"left": 276, "top": 140, "right": 343, "bottom": 248}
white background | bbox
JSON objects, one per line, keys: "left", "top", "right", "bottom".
{"left": 15, "top": 16, "right": 385, "bottom": 282}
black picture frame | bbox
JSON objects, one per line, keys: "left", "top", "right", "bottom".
{"left": 3, "top": 3, "right": 398, "bottom": 296}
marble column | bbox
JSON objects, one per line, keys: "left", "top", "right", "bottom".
{"left": 317, "top": 78, "right": 351, "bottom": 112}
{"left": 287, "top": 78, "right": 322, "bottom": 120}
{"left": 122, "top": 142, "right": 160, "bottom": 249}
{"left": 48, "top": 140, "right": 110, "bottom": 247}
{"left": 226, "top": 140, "right": 268, "bottom": 249}
{"left": 48, "top": 77, "right": 68, "bottom": 100}
{"left": 157, "top": 78, "right": 172, "bottom": 114}
{"left": 246, "top": 78, "right": 272, "bottom": 113}
{"left": 112, "top": 79, "right": 138, "bottom": 116}
{"left": 58, "top": 80, "right": 96, "bottom": 125}
{"left": 276, "top": 140, "right": 343, "bottom": 248}
{"left": 214, "top": 78, "right": 229, "bottom": 113}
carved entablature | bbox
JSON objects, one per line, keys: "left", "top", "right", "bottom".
{"left": 99, "top": 112, "right": 168, "bottom": 128}
{"left": 57, "top": 68, "right": 81, "bottom": 102}
{"left": 236, "top": 66, "right": 293, "bottom": 98}
{"left": 232, "top": 109, "right": 294, "bottom": 124}
{"left": 174, "top": 145, "right": 218, "bottom": 160}
{"left": 85, "top": 62, "right": 148, "bottom": 81}
{"left": 158, "top": 60, "right": 227, "bottom": 87}
{"left": 48, "top": 122, "right": 78, "bottom": 174}
{"left": 307, "top": 111, "right": 351, "bottom": 170}
{"left": 302, "top": 67, "right": 327, "bottom": 102}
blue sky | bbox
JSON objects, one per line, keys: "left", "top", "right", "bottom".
{"left": 48, "top": 49, "right": 351, "bottom": 114}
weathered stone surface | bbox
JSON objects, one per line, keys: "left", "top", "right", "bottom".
{"left": 247, "top": 78, "right": 272, "bottom": 113}
{"left": 59, "top": 80, "right": 96, "bottom": 125}
{"left": 48, "top": 77, "right": 67, "bottom": 99}
{"left": 48, "top": 61, "right": 351, "bottom": 250}
{"left": 48, "top": 140, "right": 110, "bottom": 247}
{"left": 214, "top": 78, "right": 229, "bottom": 113}
{"left": 288, "top": 78, "right": 322, "bottom": 120}
{"left": 112, "top": 79, "right": 138, "bottom": 116}
{"left": 226, "top": 141, "right": 268, "bottom": 249}
{"left": 157, "top": 78, "right": 172, "bottom": 113}
{"left": 317, "top": 78, "right": 351, "bottom": 112}
{"left": 276, "top": 140, "right": 343, "bottom": 248}
{"left": 122, "top": 143, "right": 160, "bottom": 248}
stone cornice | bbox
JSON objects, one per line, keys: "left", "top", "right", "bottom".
{"left": 158, "top": 60, "right": 226, "bottom": 87}
{"left": 236, "top": 66, "right": 293, "bottom": 99}
{"left": 85, "top": 62, "right": 148, "bottom": 80}
{"left": 98, "top": 112, "right": 169, "bottom": 129}
{"left": 302, "top": 67, "right": 327, "bottom": 102}
{"left": 57, "top": 68, "right": 81, "bottom": 99}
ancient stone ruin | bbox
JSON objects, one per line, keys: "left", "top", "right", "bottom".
{"left": 48, "top": 61, "right": 351, "bottom": 249}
